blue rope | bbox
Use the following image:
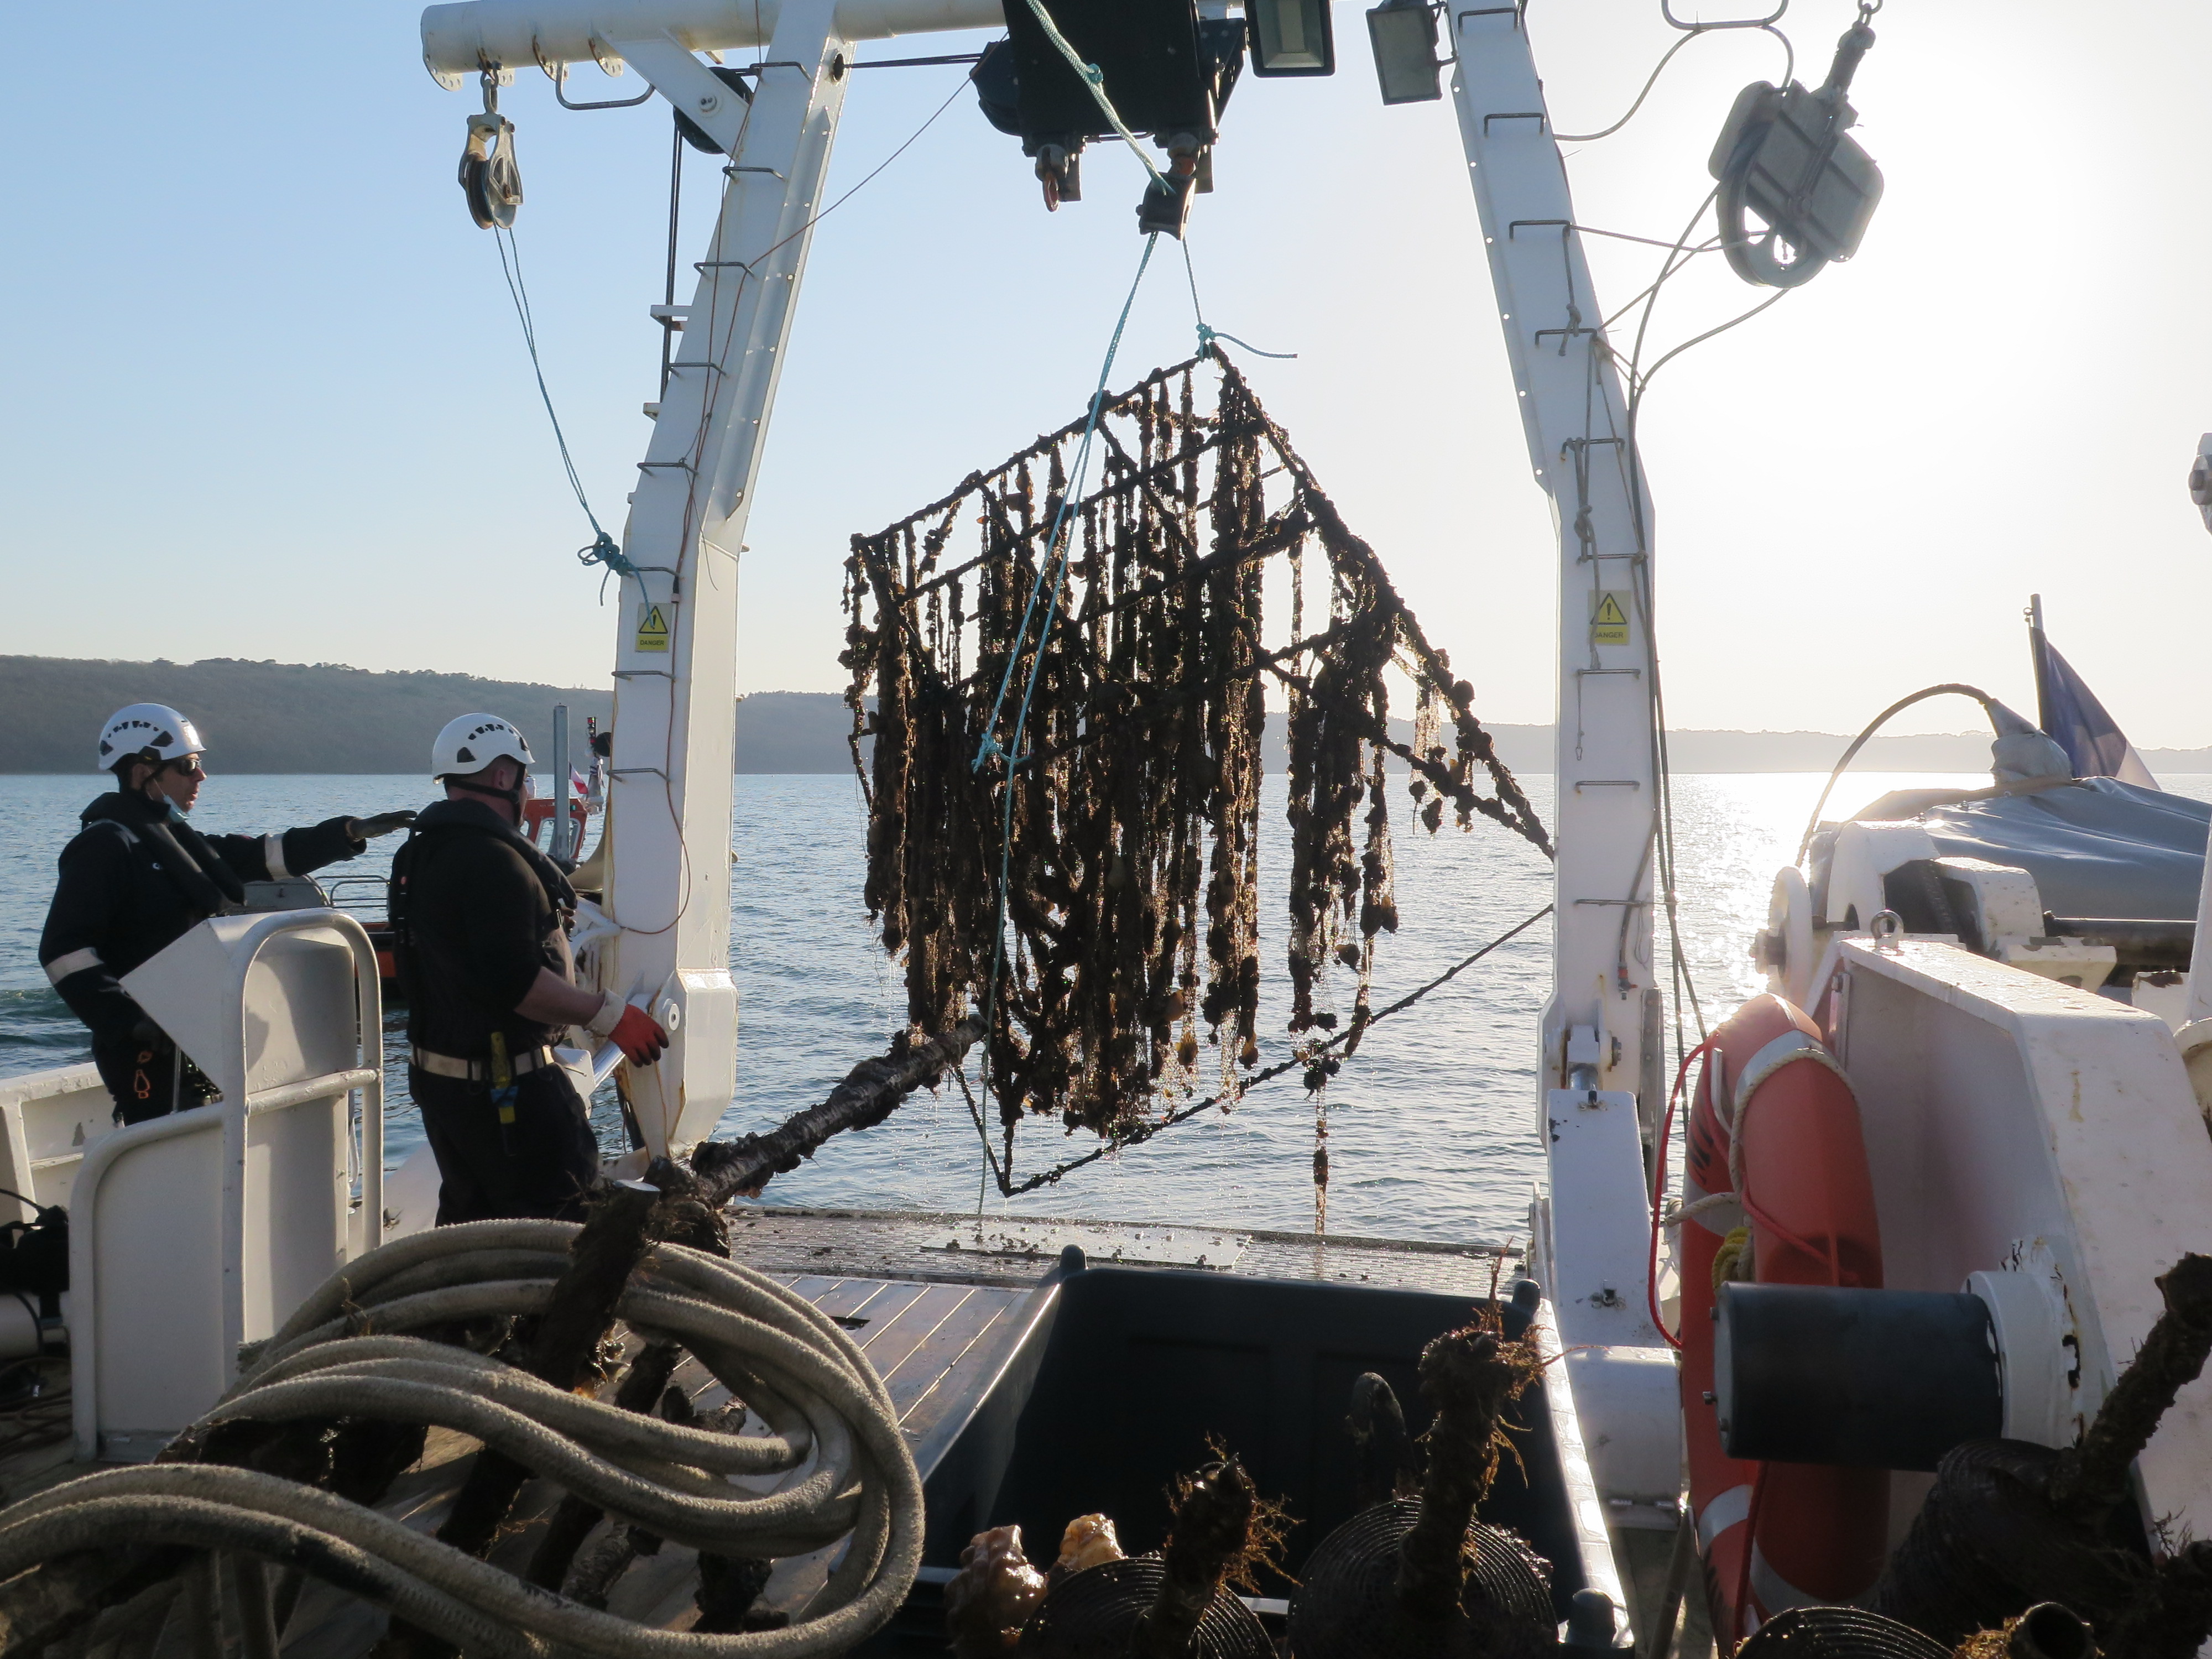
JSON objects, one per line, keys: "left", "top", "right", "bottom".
{"left": 492, "top": 226, "right": 639, "bottom": 587}
{"left": 971, "top": 232, "right": 1160, "bottom": 774}
{"left": 1016, "top": 0, "right": 1168, "bottom": 188}
{"left": 1180, "top": 240, "right": 1296, "bottom": 361}
{"left": 971, "top": 232, "right": 1160, "bottom": 1155}
{"left": 1197, "top": 324, "right": 1299, "bottom": 361}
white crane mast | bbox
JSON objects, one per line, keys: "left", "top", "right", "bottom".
{"left": 1449, "top": 6, "right": 1676, "bottom": 1521}
{"left": 422, "top": 0, "right": 995, "bottom": 1155}
{"left": 581, "top": 5, "right": 848, "bottom": 1159}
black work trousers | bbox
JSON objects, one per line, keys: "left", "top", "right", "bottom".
{"left": 409, "top": 1063, "right": 601, "bottom": 1225}
{"left": 93, "top": 1032, "right": 217, "bottom": 1126}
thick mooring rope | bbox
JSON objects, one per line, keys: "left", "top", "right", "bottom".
{"left": 843, "top": 353, "right": 1547, "bottom": 1153}
{"left": 0, "top": 1221, "right": 921, "bottom": 1656}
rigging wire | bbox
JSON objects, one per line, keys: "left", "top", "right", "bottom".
{"left": 1181, "top": 239, "right": 1297, "bottom": 361}
{"left": 1563, "top": 0, "right": 1804, "bottom": 1063}
{"left": 1598, "top": 234, "right": 1725, "bottom": 334}
{"left": 490, "top": 226, "right": 628, "bottom": 577}
{"left": 1554, "top": 23, "right": 1793, "bottom": 144}
{"left": 962, "top": 905, "right": 1557, "bottom": 1197}
{"left": 1627, "top": 285, "right": 1790, "bottom": 409}
{"left": 659, "top": 120, "right": 685, "bottom": 398}
{"left": 1597, "top": 155, "right": 1799, "bottom": 1057}
{"left": 539, "top": 66, "right": 966, "bottom": 936}
{"left": 748, "top": 74, "right": 971, "bottom": 273}
{"left": 1795, "top": 684, "right": 1999, "bottom": 861}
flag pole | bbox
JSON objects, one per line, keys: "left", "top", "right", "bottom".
{"left": 2027, "top": 593, "right": 2051, "bottom": 735}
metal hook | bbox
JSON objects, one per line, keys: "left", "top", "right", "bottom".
{"left": 1658, "top": 0, "right": 1786, "bottom": 30}
{"left": 553, "top": 60, "right": 656, "bottom": 111}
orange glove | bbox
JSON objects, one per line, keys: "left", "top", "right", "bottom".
{"left": 608, "top": 1005, "right": 670, "bottom": 1066}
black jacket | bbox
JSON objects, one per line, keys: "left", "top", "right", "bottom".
{"left": 397, "top": 799, "right": 577, "bottom": 1061}
{"left": 39, "top": 791, "right": 367, "bottom": 1045}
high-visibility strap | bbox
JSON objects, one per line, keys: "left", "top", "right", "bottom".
{"left": 410, "top": 1044, "right": 555, "bottom": 1082}
{"left": 1749, "top": 1539, "right": 1823, "bottom": 1615}
{"left": 43, "top": 948, "right": 103, "bottom": 985}
{"left": 1696, "top": 1481, "right": 1752, "bottom": 1551}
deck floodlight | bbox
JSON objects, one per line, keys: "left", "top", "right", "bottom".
{"left": 1366, "top": 0, "right": 1443, "bottom": 105}
{"left": 1249, "top": 0, "right": 1335, "bottom": 76}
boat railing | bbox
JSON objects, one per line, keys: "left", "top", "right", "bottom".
{"left": 69, "top": 908, "right": 387, "bottom": 1461}
{"left": 319, "top": 874, "right": 390, "bottom": 916}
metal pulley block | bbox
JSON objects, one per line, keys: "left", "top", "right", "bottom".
{"left": 974, "top": 1, "right": 1243, "bottom": 227}
{"left": 1035, "top": 142, "right": 1083, "bottom": 209}
{"left": 1708, "top": 11, "right": 1884, "bottom": 288}
{"left": 459, "top": 73, "right": 523, "bottom": 229}
{"left": 674, "top": 66, "right": 757, "bottom": 154}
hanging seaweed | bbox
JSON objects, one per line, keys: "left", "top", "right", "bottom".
{"left": 842, "top": 354, "right": 1548, "bottom": 1152}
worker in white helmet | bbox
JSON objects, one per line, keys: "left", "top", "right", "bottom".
{"left": 38, "top": 703, "right": 415, "bottom": 1123}
{"left": 390, "top": 713, "right": 667, "bottom": 1224}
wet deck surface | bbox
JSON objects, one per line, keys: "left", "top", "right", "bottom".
{"left": 0, "top": 1207, "right": 1524, "bottom": 1651}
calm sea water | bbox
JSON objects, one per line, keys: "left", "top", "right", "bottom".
{"left": 6, "top": 770, "right": 2199, "bottom": 1245}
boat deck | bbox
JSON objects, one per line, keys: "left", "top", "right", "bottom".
{"left": 722, "top": 1204, "right": 1520, "bottom": 1297}
{"left": 282, "top": 1269, "right": 1048, "bottom": 1651}
{"left": 0, "top": 1207, "right": 1529, "bottom": 1651}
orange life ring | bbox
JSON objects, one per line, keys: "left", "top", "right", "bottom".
{"left": 1677, "top": 994, "right": 1889, "bottom": 1648}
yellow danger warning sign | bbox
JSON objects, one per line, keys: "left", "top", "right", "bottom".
{"left": 1590, "top": 591, "right": 1630, "bottom": 646}
{"left": 635, "top": 603, "right": 671, "bottom": 653}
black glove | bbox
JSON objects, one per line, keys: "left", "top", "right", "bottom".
{"left": 75, "top": 981, "right": 150, "bottom": 1050}
{"left": 90, "top": 1004, "right": 164, "bottom": 1053}
{"left": 347, "top": 810, "right": 418, "bottom": 840}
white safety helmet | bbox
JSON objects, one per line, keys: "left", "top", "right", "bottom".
{"left": 97, "top": 703, "right": 206, "bottom": 773}
{"left": 431, "top": 713, "right": 534, "bottom": 782}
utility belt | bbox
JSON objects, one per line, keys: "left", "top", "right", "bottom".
{"left": 410, "top": 1044, "right": 557, "bottom": 1083}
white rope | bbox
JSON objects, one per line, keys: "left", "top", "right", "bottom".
{"left": 1661, "top": 1026, "right": 1846, "bottom": 1236}
{"left": 1724, "top": 1027, "right": 1850, "bottom": 1214}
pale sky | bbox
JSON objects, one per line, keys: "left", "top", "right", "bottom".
{"left": 6, "top": 1, "right": 2210, "bottom": 740}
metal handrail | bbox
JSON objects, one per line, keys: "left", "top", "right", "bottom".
{"left": 73, "top": 909, "right": 386, "bottom": 1459}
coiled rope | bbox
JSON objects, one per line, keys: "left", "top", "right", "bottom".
{"left": 0, "top": 1219, "right": 921, "bottom": 1656}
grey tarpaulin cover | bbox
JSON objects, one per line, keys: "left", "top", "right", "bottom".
{"left": 1915, "top": 779, "right": 2211, "bottom": 920}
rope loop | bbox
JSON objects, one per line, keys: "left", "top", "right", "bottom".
{"left": 577, "top": 530, "right": 637, "bottom": 579}
{"left": 1197, "top": 324, "right": 1299, "bottom": 362}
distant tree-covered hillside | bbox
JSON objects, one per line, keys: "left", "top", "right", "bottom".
{"left": 0, "top": 658, "right": 612, "bottom": 774}
{"left": 0, "top": 658, "right": 877, "bottom": 775}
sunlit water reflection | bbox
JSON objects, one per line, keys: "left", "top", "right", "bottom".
{"left": 5, "top": 770, "right": 2199, "bottom": 1244}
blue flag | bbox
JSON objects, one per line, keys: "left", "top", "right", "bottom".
{"left": 2032, "top": 627, "right": 2159, "bottom": 789}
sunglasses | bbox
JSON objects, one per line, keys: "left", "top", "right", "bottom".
{"left": 164, "top": 757, "right": 207, "bottom": 780}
